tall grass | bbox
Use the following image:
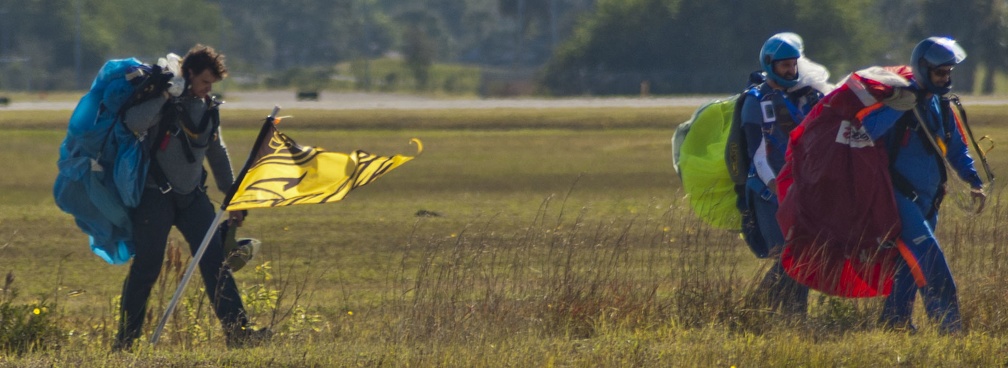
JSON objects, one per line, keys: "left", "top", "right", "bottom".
{"left": 3, "top": 106, "right": 1008, "bottom": 365}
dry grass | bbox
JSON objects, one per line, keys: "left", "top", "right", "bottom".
{"left": 2, "top": 104, "right": 1008, "bottom": 366}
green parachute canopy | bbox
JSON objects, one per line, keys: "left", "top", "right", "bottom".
{"left": 672, "top": 96, "right": 740, "bottom": 229}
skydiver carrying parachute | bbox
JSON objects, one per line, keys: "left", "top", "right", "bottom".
{"left": 670, "top": 31, "right": 835, "bottom": 318}
{"left": 738, "top": 32, "right": 833, "bottom": 317}
{"left": 777, "top": 36, "right": 991, "bottom": 334}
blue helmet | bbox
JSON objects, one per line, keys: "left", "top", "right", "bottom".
{"left": 911, "top": 37, "right": 966, "bottom": 95}
{"left": 760, "top": 32, "right": 803, "bottom": 88}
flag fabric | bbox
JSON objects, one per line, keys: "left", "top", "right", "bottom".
{"left": 224, "top": 119, "right": 421, "bottom": 211}
{"left": 152, "top": 110, "right": 419, "bottom": 345}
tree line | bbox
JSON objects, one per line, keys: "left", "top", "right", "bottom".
{"left": 544, "top": 0, "right": 1008, "bottom": 94}
{"left": 0, "top": 0, "right": 1003, "bottom": 95}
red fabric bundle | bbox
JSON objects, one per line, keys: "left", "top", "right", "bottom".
{"left": 776, "top": 66, "right": 913, "bottom": 297}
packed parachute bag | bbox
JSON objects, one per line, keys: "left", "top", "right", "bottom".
{"left": 53, "top": 55, "right": 184, "bottom": 264}
{"left": 671, "top": 86, "right": 748, "bottom": 229}
{"left": 671, "top": 72, "right": 765, "bottom": 230}
{"left": 671, "top": 57, "right": 832, "bottom": 231}
{"left": 775, "top": 66, "right": 915, "bottom": 298}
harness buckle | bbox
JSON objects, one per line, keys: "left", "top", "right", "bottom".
{"left": 159, "top": 182, "right": 173, "bottom": 194}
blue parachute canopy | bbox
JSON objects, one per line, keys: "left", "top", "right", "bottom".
{"left": 54, "top": 58, "right": 150, "bottom": 264}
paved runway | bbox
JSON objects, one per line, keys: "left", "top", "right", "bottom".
{"left": 2, "top": 91, "right": 1006, "bottom": 111}
{"left": 0, "top": 91, "right": 716, "bottom": 111}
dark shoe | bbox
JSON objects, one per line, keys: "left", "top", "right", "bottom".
{"left": 879, "top": 317, "right": 918, "bottom": 334}
{"left": 111, "top": 338, "right": 134, "bottom": 353}
{"left": 939, "top": 322, "right": 964, "bottom": 336}
{"left": 226, "top": 327, "right": 273, "bottom": 349}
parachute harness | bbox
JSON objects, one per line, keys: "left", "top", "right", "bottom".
{"left": 909, "top": 95, "right": 994, "bottom": 214}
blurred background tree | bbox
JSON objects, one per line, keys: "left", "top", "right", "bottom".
{"left": 0, "top": 0, "right": 1004, "bottom": 95}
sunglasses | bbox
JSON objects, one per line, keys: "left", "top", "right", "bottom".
{"left": 931, "top": 68, "right": 953, "bottom": 77}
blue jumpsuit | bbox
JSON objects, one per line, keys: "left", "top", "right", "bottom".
{"left": 740, "top": 83, "right": 822, "bottom": 314}
{"left": 862, "top": 93, "right": 982, "bottom": 333}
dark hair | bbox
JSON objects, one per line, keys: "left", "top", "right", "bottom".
{"left": 181, "top": 44, "right": 228, "bottom": 80}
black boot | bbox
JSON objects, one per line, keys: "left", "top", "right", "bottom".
{"left": 226, "top": 327, "right": 273, "bottom": 349}
{"left": 878, "top": 315, "right": 918, "bottom": 334}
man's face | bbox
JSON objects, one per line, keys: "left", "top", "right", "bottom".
{"left": 773, "top": 58, "right": 799, "bottom": 81}
{"left": 187, "top": 69, "right": 220, "bottom": 99}
{"left": 930, "top": 65, "right": 953, "bottom": 89}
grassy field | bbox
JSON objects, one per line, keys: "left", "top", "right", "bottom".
{"left": 2, "top": 103, "right": 1008, "bottom": 366}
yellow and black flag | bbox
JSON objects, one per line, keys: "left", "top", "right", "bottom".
{"left": 151, "top": 108, "right": 420, "bottom": 346}
{"left": 223, "top": 115, "right": 421, "bottom": 211}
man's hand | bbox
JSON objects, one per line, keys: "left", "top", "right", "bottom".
{"left": 884, "top": 87, "right": 917, "bottom": 111}
{"left": 228, "top": 210, "right": 246, "bottom": 227}
{"left": 157, "top": 53, "right": 185, "bottom": 97}
{"left": 972, "top": 187, "right": 987, "bottom": 214}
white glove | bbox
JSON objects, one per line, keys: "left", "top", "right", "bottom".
{"left": 158, "top": 53, "right": 185, "bottom": 97}
{"left": 884, "top": 87, "right": 917, "bottom": 111}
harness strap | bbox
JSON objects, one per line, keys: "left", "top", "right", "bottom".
{"left": 888, "top": 110, "right": 948, "bottom": 218}
{"left": 760, "top": 90, "right": 805, "bottom": 157}
{"left": 147, "top": 104, "right": 178, "bottom": 193}
{"left": 146, "top": 98, "right": 221, "bottom": 193}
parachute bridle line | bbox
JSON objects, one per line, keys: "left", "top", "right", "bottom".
{"left": 949, "top": 94, "right": 995, "bottom": 185}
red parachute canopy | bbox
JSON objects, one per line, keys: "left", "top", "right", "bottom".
{"left": 776, "top": 66, "right": 913, "bottom": 298}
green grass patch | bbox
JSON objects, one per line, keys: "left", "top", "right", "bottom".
{"left": 0, "top": 106, "right": 695, "bottom": 131}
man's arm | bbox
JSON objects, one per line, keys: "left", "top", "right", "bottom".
{"left": 740, "top": 94, "right": 774, "bottom": 188}
{"left": 206, "top": 127, "right": 235, "bottom": 194}
{"left": 942, "top": 102, "right": 986, "bottom": 212}
{"left": 944, "top": 107, "right": 983, "bottom": 189}
{"left": 122, "top": 94, "right": 169, "bottom": 136}
{"left": 860, "top": 106, "right": 905, "bottom": 141}
{"left": 206, "top": 126, "right": 247, "bottom": 224}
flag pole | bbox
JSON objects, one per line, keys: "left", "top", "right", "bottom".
{"left": 150, "top": 106, "right": 281, "bottom": 345}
